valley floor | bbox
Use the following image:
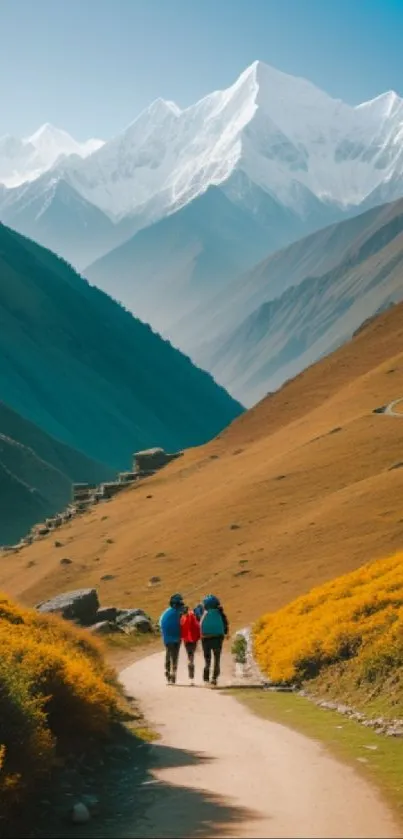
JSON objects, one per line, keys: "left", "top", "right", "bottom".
{"left": 117, "top": 650, "right": 398, "bottom": 839}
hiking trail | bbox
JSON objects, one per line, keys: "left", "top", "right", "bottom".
{"left": 385, "top": 398, "right": 403, "bottom": 417}
{"left": 119, "top": 650, "right": 399, "bottom": 839}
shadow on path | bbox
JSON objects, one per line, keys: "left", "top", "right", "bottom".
{"left": 33, "top": 732, "right": 260, "bottom": 839}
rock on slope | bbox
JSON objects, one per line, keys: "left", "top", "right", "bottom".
{"left": 5, "top": 300, "right": 403, "bottom": 620}
{"left": 0, "top": 401, "right": 111, "bottom": 545}
{"left": 0, "top": 222, "right": 242, "bottom": 470}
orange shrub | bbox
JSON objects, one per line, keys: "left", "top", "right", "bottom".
{"left": 253, "top": 553, "right": 403, "bottom": 699}
{"left": 0, "top": 594, "right": 120, "bottom": 826}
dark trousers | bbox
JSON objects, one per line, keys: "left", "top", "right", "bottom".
{"left": 185, "top": 641, "right": 197, "bottom": 679}
{"left": 202, "top": 636, "right": 223, "bottom": 682}
{"left": 165, "top": 642, "right": 180, "bottom": 679}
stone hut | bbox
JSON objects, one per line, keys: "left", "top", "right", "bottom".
{"left": 133, "top": 447, "right": 182, "bottom": 475}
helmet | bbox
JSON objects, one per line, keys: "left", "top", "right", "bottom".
{"left": 203, "top": 594, "right": 220, "bottom": 610}
{"left": 169, "top": 593, "right": 184, "bottom": 608}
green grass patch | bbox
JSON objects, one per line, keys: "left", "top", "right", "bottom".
{"left": 312, "top": 664, "right": 403, "bottom": 721}
{"left": 231, "top": 634, "right": 247, "bottom": 664}
{"left": 132, "top": 725, "right": 160, "bottom": 743}
{"left": 229, "top": 688, "right": 403, "bottom": 826}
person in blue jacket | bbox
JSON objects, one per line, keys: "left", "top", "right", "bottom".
{"left": 200, "top": 594, "right": 229, "bottom": 687}
{"left": 159, "top": 593, "right": 185, "bottom": 684}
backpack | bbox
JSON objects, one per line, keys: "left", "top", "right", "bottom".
{"left": 180, "top": 611, "right": 201, "bottom": 643}
{"left": 160, "top": 606, "right": 181, "bottom": 643}
{"left": 200, "top": 607, "right": 225, "bottom": 637}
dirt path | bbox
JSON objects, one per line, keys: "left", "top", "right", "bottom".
{"left": 120, "top": 650, "right": 399, "bottom": 839}
{"left": 385, "top": 398, "right": 403, "bottom": 417}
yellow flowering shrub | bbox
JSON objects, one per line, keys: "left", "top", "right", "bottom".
{"left": 0, "top": 594, "right": 120, "bottom": 825}
{"left": 254, "top": 553, "right": 403, "bottom": 696}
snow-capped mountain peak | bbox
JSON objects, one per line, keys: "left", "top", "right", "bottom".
{"left": 27, "top": 122, "right": 103, "bottom": 160}
{"left": 357, "top": 89, "right": 402, "bottom": 119}
{"left": 27, "top": 122, "right": 68, "bottom": 144}
{"left": 2, "top": 60, "right": 403, "bottom": 225}
{"left": 63, "top": 58, "right": 403, "bottom": 220}
{"left": 0, "top": 124, "right": 103, "bottom": 187}
{"left": 121, "top": 98, "right": 181, "bottom": 134}
{"left": 144, "top": 97, "right": 181, "bottom": 118}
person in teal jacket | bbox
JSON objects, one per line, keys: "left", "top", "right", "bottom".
{"left": 200, "top": 594, "right": 229, "bottom": 686}
{"left": 159, "top": 593, "right": 184, "bottom": 684}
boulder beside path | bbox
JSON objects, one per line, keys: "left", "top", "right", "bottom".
{"left": 36, "top": 590, "right": 155, "bottom": 634}
{"left": 36, "top": 588, "right": 99, "bottom": 625}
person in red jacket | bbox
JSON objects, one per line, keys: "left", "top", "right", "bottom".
{"left": 180, "top": 606, "right": 201, "bottom": 684}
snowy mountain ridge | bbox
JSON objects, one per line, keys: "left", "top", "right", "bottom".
{"left": 3, "top": 60, "right": 403, "bottom": 221}
{"left": 2, "top": 59, "right": 403, "bottom": 276}
{"left": 0, "top": 123, "right": 103, "bottom": 187}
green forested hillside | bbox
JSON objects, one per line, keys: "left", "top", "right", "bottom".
{"left": 0, "top": 401, "right": 112, "bottom": 545}
{"left": 0, "top": 223, "right": 242, "bottom": 468}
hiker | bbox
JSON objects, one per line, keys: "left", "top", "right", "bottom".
{"left": 180, "top": 605, "right": 201, "bottom": 684}
{"left": 159, "top": 593, "right": 184, "bottom": 685}
{"left": 200, "top": 594, "right": 229, "bottom": 687}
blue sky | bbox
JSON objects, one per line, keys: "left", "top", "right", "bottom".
{"left": 1, "top": 0, "right": 403, "bottom": 140}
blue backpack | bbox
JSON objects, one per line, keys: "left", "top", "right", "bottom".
{"left": 159, "top": 606, "right": 181, "bottom": 644}
{"left": 200, "top": 607, "right": 225, "bottom": 637}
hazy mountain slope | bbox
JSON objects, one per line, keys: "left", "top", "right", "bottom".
{"left": 0, "top": 179, "right": 119, "bottom": 268}
{"left": 5, "top": 299, "right": 403, "bottom": 624}
{"left": 0, "top": 178, "right": 140, "bottom": 269}
{"left": 0, "top": 440, "right": 71, "bottom": 546}
{"left": 85, "top": 187, "right": 274, "bottom": 334}
{"left": 0, "top": 401, "right": 110, "bottom": 484}
{"left": 0, "top": 401, "right": 112, "bottom": 545}
{"left": 220, "top": 168, "right": 343, "bottom": 250}
{"left": 87, "top": 186, "right": 388, "bottom": 365}
{"left": 176, "top": 199, "right": 389, "bottom": 354}
{"left": 0, "top": 222, "right": 242, "bottom": 469}
{"left": 0, "top": 461, "right": 55, "bottom": 546}
{"left": 197, "top": 198, "right": 403, "bottom": 404}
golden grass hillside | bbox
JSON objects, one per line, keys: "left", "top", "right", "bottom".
{"left": 3, "top": 300, "right": 403, "bottom": 626}
{"left": 254, "top": 551, "right": 403, "bottom": 719}
{"left": 0, "top": 595, "right": 119, "bottom": 826}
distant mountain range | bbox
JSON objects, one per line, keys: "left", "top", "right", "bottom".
{"left": 0, "top": 222, "right": 242, "bottom": 478}
{"left": 87, "top": 192, "right": 403, "bottom": 406}
{"left": 2, "top": 61, "right": 403, "bottom": 413}
{"left": 2, "top": 60, "right": 403, "bottom": 274}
